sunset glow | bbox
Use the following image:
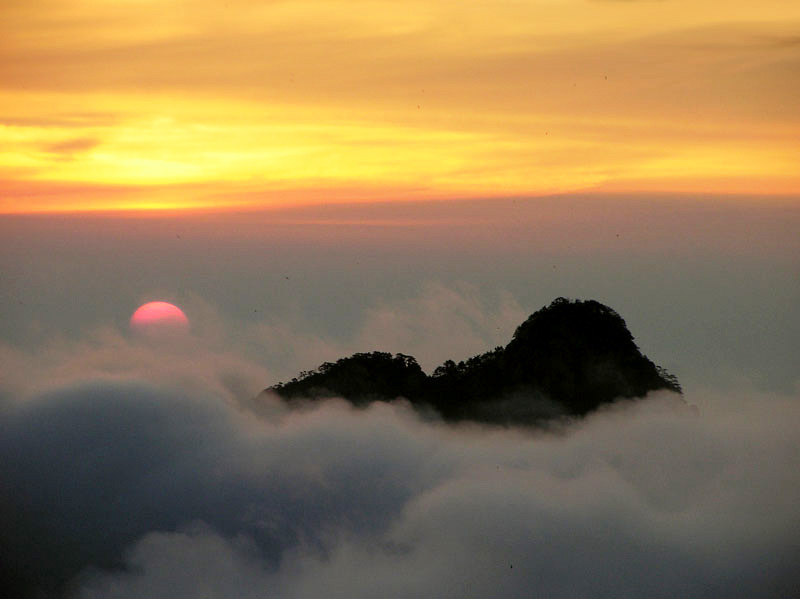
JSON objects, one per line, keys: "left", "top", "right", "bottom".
{"left": 2, "top": 0, "right": 799, "bottom": 212}
{"left": 3, "top": 3, "right": 800, "bottom": 597}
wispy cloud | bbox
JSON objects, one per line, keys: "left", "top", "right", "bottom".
{"left": 43, "top": 137, "right": 99, "bottom": 156}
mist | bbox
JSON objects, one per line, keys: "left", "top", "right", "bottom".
{"left": 1, "top": 376, "right": 798, "bottom": 598}
{"left": 1, "top": 195, "right": 799, "bottom": 597}
{"left": 2, "top": 195, "right": 798, "bottom": 392}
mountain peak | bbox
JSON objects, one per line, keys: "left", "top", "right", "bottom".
{"left": 260, "top": 298, "right": 681, "bottom": 425}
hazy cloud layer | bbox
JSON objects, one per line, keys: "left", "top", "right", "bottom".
{"left": 353, "top": 282, "right": 526, "bottom": 370}
{"left": 2, "top": 371, "right": 798, "bottom": 597}
{"left": 0, "top": 323, "right": 274, "bottom": 406}
{"left": 3, "top": 202, "right": 798, "bottom": 394}
{"left": 0, "top": 283, "right": 527, "bottom": 402}
{"left": 1, "top": 277, "right": 798, "bottom": 597}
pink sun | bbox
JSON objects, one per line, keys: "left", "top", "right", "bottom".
{"left": 130, "top": 301, "right": 189, "bottom": 336}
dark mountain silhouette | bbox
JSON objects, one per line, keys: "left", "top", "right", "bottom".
{"left": 261, "top": 298, "right": 682, "bottom": 425}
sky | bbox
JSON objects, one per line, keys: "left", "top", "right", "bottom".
{"left": 2, "top": 0, "right": 800, "bottom": 211}
{"left": 1, "top": 196, "right": 798, "bottom": 597}
{"left": 1, "top": 1, "right": 799, "bottom": 598}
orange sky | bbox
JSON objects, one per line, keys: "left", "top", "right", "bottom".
{"left": 1, "top": 0, "right": 799, "bottom": 212}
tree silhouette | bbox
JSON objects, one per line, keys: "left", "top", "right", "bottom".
{"left": 263, "top": 298, "right": 682, "bottom": 425}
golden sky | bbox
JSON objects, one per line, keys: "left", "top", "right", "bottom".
{"left": 1, "top": 0, "right": 799, "bottom": 212}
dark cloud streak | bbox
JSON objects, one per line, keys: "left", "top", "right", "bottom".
{"left": 43, "top": 137, "right": 100, "bottom": 155}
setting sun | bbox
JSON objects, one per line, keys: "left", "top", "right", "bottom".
{"left": 130, "top": 301, "right": 189, "bottom": 336}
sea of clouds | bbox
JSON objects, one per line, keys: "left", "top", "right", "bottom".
{"left": 1, "top": 286, "right": 798, "bottom": 598}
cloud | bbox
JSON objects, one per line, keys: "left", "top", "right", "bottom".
{"left": 0, "top": 282, "right": 524, "bottom": 403}
{"left": 353, "top": 282, "right": 527, "bottom": 370}
{"left": 0, "top": 295, "right": 276, "bottom": 404}
{"left": 1, "top": 285, "right": 798, "bottom": 597}
{"left": 43, "top": 137, "right": 99, "bottom": 155}
{"left": 246, "top": 282, "right": 527, "bottom": 379}
{"left": 1, "top": 371, "right": 798, "bottom": 598}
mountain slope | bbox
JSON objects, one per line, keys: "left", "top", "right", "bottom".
{"left": 261, "top": 298, "right": 681, "bottom": 424}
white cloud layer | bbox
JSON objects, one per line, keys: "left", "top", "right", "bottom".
{"left": 1, "top": 375, "right": 798, "bottom": 598}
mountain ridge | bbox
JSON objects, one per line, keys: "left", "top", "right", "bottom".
{"left": 260, "top": 297, "right": 682, "bottom": 425}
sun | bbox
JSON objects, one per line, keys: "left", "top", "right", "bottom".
{"left": 130, "top": 301, "right": 189, "bottom": 336}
